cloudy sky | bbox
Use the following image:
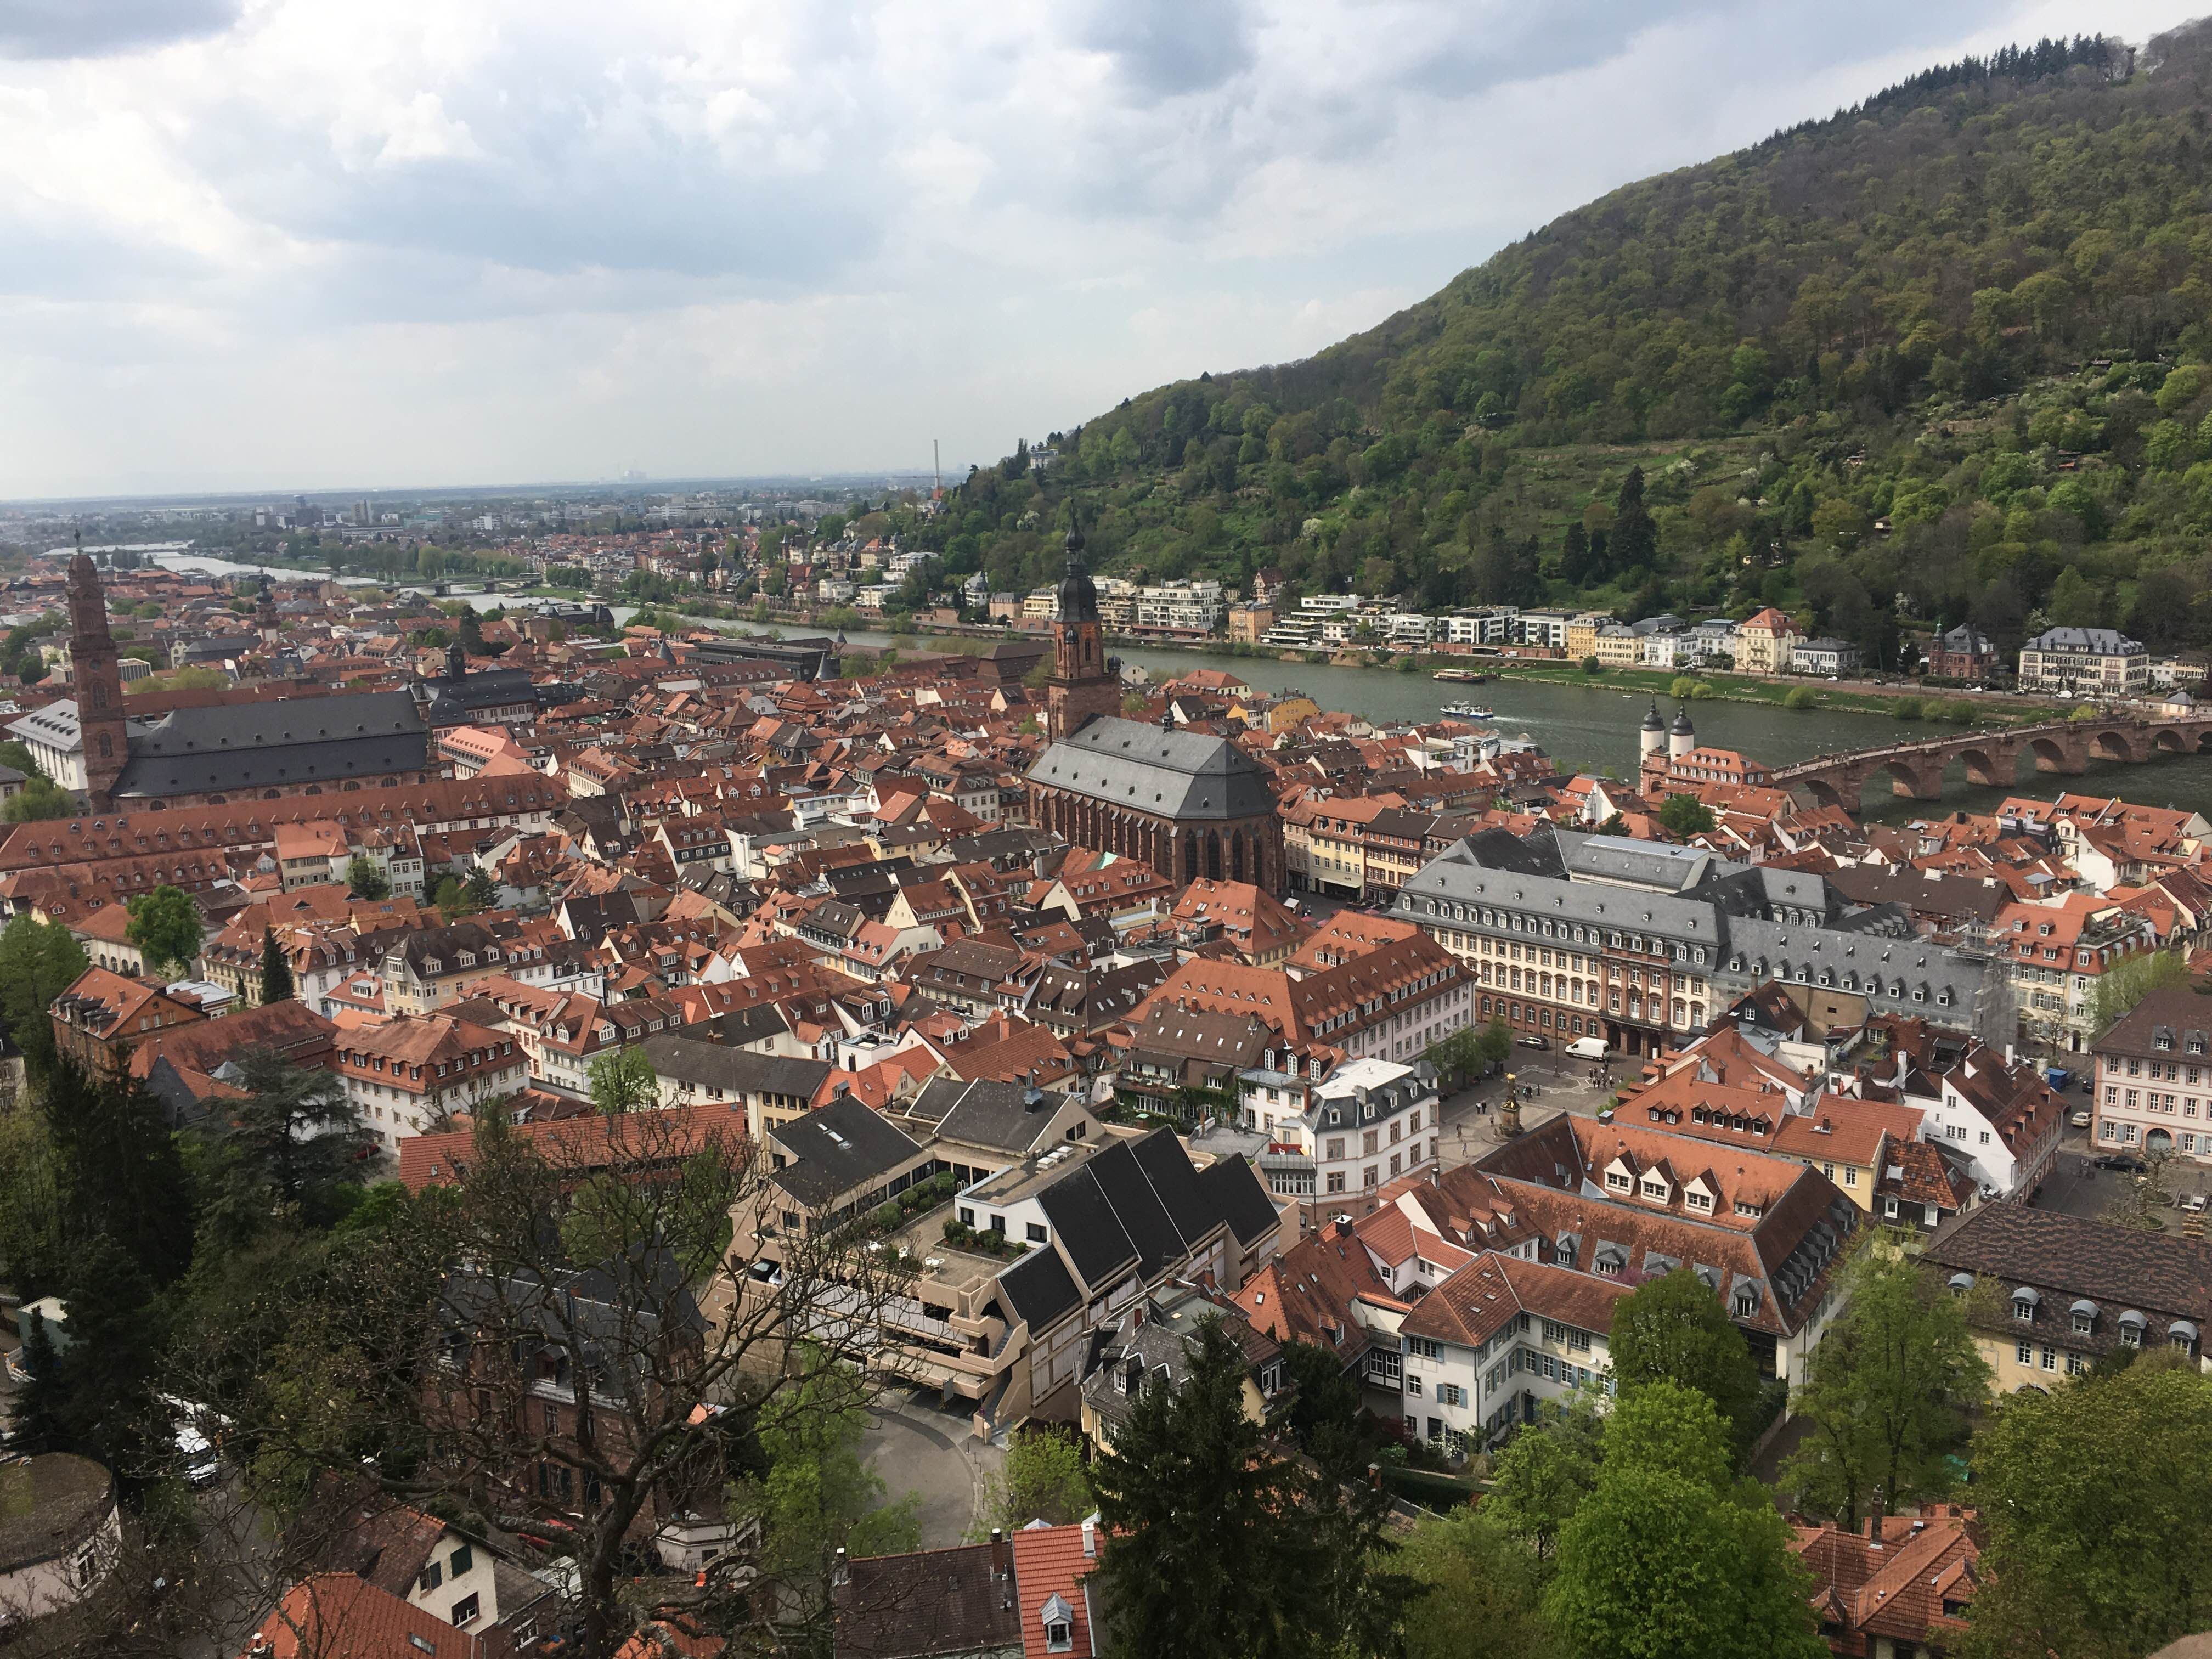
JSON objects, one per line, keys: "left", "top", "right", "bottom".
{"left": 0, "top": 0, "right": 2194, "bottom": 499}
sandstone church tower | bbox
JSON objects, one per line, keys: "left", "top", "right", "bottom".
{"left": 1045, "top": 524, "right": 1121, "bottom": 741}
{"left": 68, "top": 548, "right": 128, "bottom": 808}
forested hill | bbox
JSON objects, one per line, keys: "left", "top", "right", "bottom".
{"left": 924, "top": 22, "right": 2212, "bottom": 667}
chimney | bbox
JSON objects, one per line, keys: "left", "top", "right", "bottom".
{"left": 1081, "top": 1518, "right": 1097, "bottom": 1559}
{"left": 990, "top": 1527, "right": 1010, "bottom": 1582}
{"left": 833, "top": 1547, "right": 849, "bottom": 1587}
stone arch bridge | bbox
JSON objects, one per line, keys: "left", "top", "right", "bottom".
{"left": 1773, "top": 713, "right": 2212, "bottom": 810}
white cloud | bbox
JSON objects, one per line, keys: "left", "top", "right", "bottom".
{"left": 0, "top": 0, "right": 2194, "bottom": 496}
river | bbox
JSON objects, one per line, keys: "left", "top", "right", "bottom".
{"left": 819, "top": 628, "right": 2212, "bottom": 826}
{"left": 125, "top": 559, "right": 2212, "bottom": 822}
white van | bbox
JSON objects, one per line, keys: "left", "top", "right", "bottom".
{"left": 1564, "top": 1036, "right": 1608, "bottom": 1061}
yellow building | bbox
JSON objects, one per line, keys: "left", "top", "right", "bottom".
{"left": 1735, "top": 606, "right": 1803, "bottom": 675}
{"left": 1594, "top": 625, "right": 1644, "bottom": 669}
{"left": 1228, "top": 603, "right": 1276, "bottom": 644}
{"left": 1566, "top": 611, "right": 1612, "bottom": 662}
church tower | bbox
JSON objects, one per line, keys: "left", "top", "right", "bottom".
{"left": 67, "top": 547, "right": 128, "bottom": 808}
{"left": 1046, "top": 524, "right": 1121, "bottom": 740}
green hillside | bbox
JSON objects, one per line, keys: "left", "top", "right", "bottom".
{"left": 925, "top": 24, "right": 2212, "bottom": 668}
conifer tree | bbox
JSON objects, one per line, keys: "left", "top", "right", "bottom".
{"left": 259, "top": 925, "right": 294, "bottom": 1004}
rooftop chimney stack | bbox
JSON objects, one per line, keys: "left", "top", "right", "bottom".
{"left": 1081, "top": 1517, "right": 1097, "bottom": 1559}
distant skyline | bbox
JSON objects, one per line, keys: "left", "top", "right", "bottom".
{"left": 0, "top": 0, "right": 2197, "bottom": 500}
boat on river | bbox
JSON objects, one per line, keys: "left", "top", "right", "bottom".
{"left": 1434, "top": 668, "right": 1482, "bottom": 682}
{"left": 1442, "top": 702, "right": 1494, "bottom": 720}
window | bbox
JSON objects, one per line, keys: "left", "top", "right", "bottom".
{"left": 2013, "top": 1297, "right": 2035, "bottom": 1323}
{"left": 1026, "top": 1223, "right": 1047, "bottom": 1244}
{"left": 1437, "top": 1383, "right": 1465, "bottom": 1407}
{"left": 2016, "top": 1340, "right": 2032, "bottom": 1364}
{"left": 449, "top": 1545, "right": 472, "bottom": 1577}
{"left": 450, "top": 1593, "right": 481, "bottom": 1627}
{"left": 1406, "top": 1337, "right": 1442, "bottom": 1360}
{"left": 2040, "top": 1347, "right": 2057, "bottom": 1372}
{"left": 1405, "top": 1375, "right": 1423, "bottom": 1397}
{"left": 419, "top": 1562, "right": 444, "bottom": 1592}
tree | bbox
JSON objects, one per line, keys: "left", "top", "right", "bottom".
{"left": 746, "top": 1347, "right": 923, "bottom": 1623}
{"left": 1609, "top": 467, "right": 1657, "bottom": 574}
{"left": 970, "top": 1429, "right": 1094, "bottom": 1537}
{"left": 1606, "top": 1268, "right": 1765, "bottom": 1462}
{"left": 463, "top": 867, "right": 498, "bottom": 911}
{"left": 195, "top": 1048, "right": 374, "bottom": 1244}
{"left": 1402, "top": 1506, "right": 1561, "bottom": 1659}
{"left": 1782, "top": 685, "right": 1819, "bottom": 709}
{"left": 214, "top": 1105, "right": 929, "bottom": 1659}
{"left": 1277, "top": 1339, "right": 1364, "bottom": 1453}
{"left": 1782, "top": 1246, "right": 1989, "bottom": 1527}
{"left": 586, "top": 1043, "right": 659, "bottom": 1116}
{"left": 38, "top": 1056, "right": 194, "bottom": 1288}
{"left": 47, "top": 1233, "right": 174, "bottom": 1492}
{"left": 1657, "top": 793, "right": 1717, "bottom": 838}
{"left": 2, "top": 774, "right": 76, "bottom": 821}
{"left": 432, "top": 874, "right": 469, "bottom": 918}
{"left": 0, "top": 912, "right": 88, "bottom": 1080}
{"left": 1961, "top": 1356, "right": 2212, "bottom": 1659}
{"left": 126, "top": 884, "right": 204, "bottom": 977}
{"left": 2087, "top": 949, "right": 2191, "bottom": 1037}
{"left": 1091, "top": 1317, "right": 1402, "bottom": 1659}
{"left": 259, "top": 926, "right": 294, "bottom": 1004}
{"left": 14, "top": 1300, "right": 63, "bottom": 1448}
{"left": 1545, "top": 1383, "right": 1823, "bottom": 1659}
{"left": 345, "top": 856, "right": 390, "bottom": 900}
{"left": 1486, "top": 1390, "right": 1605, "bottom": 1562}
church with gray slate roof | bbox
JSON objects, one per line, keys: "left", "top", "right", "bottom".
{"left": 1024, "top": 528, "right": 1284, "bottom": 890}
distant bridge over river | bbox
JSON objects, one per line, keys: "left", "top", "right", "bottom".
{"left": 1773, "top": 712, "right": 2212, "bottom": 809}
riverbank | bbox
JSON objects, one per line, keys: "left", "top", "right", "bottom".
{"left": 684, "top": 603, "right": 2087, "bottom": 729}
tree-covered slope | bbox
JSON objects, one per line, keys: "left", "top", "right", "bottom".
{"left": 930, "top": 24, "right": 2212, "bottom": 667}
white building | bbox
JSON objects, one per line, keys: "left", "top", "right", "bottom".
{"left": 4, "top": 700, "right": 88, "bottom": 793}
{"left": 1390, "top": 1246, "right": 1630, "bottom": 1454}
{"left": 1131, "top": 580, "right": 1226, "bottom": 636}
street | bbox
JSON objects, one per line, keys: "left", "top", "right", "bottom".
{"left": 1433, "top": 1048, "right": 1622, "bottom": 1169}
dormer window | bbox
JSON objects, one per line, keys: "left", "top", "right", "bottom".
{"left": 1606, "top": 1170, "right": 1630, "bottom": 1191}
{"left": 1040, "top": 1593, "right": 1076, "bottom": 1653}
{"left": 2012, "top": 1288, "right": 2040, "bottom": 1323}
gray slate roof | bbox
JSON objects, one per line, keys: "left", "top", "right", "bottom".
{"left": 1026, "top": 715, "right": 1274, "bottom": 820}
{"left": 639, "top": 1031, "right": 831, "bottom": 1101}
{"left": 768, "top": 1094, "right": 926, "bottom": 1207}
{"left": 114, "top": 689, "right": 427, "bottom": 798}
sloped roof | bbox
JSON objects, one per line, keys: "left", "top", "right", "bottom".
{"left": 1027, "top": 716, "right": 1274, "bottom": 820}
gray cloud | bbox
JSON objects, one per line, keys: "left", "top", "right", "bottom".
{"left": 1080, "top": 0, "right": 1256, "bottom": 101}
{"left": 0, "top": 0, "right": 2182, "bottom": 497}
{"left": 0, "top": 0, "right": 240, "bottom": 59}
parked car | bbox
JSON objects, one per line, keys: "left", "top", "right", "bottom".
{"left": 2094, "top": 1154, "right": 2148, "bottom": 1174}
{"left": 1515, "top": 1035, "right": 1549, "bottom": 1049}
{"left": 2070, "top": 1110, "right": 2092, "bottom": 1129}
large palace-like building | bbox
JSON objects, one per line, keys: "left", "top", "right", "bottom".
{"left": 1024, "top": 529, "right": 1285, "bottom": 890}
